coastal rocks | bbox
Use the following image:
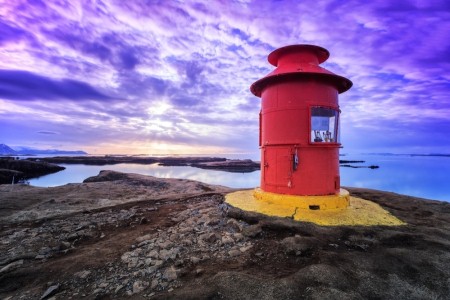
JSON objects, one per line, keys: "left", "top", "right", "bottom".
{"left": 74, "top": 270, "right": 91, "bottom": 279}
{"left": 280, "top": 235, "right": 319, "bottom": 256}
{"left": 40, "top": 284, "right": 60, "bottom": 300}
{"left": 83, "top": 171, "right": 171, "bottom": 191}
{"left": 82, "top": 170, "right": 131, "bottom": 182}
{"left": 159, "top": 248, "right": 180, "bottom": 261}
{"left": 228, "top": 249, "right": 241, "bottom": 257}
{"left": 163, "top": 266, "right": 178, "bottom": 281}
{"left": 111, "top": 198, "right": 257, "bottom": 296}
{"left": 132, "top": 280, "right": 149, "bottom": 294}
{"left": 340, "top": 164, "right": 380, "bottom": 169}
{"left": 0, "top": 157, "right": 65, "bottom": 184}
{"left": 0, "top": 191, "right": 258, "bottom": 298}
{"left": 339, "top": 160, "right": 380, "bottom": 169}
{"left": 191, "top": 159, "right": 260, "bottom": 173}
{"left": 36, "top": 156, "right": 228, "bottom": 167}
{"left": 221, "top": 234, "right": 234, "bottom": 245}
{"left": 0, "top": 171, "right": 232, "bottom": 225}
{"left": 242, "top": 224, "right": 262, "bottom": 237}
{"left": 0, "top": 259, "right": 23, "bottom": 273}
{"left": 0, "top": 204, "right": 152, "bottom": 281}
{"left": 190, "top": 256, "right": 201, "bottom": 264}
{"left": 199, "top": 232, "right": 218, "bottom": 243}
{"left": 0, "top": 169, "right": 24, "bottom": 184}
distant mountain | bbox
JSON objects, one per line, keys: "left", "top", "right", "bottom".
{"left": 0, "top": 144, "right": 87, "bottom": 155}
{"left": 0, "top": 144, "right": 17, "bottom": 155}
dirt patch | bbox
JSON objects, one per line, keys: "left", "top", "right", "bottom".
{"left": 0, "top": 175, "right": 449, "bottom": 299}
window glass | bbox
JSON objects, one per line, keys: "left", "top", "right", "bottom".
{"left": 311, "top": 107, "right": 339, "bottom": 143}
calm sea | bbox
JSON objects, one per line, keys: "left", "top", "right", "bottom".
{"left": 28, "top": 154, "right": 450, "bottom": 202}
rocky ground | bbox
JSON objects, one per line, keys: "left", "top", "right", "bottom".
{"left": 0, "top": 171, "right": 449, "bottom": 299}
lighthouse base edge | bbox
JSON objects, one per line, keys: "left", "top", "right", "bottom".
{"left": 225, "top": 189, "right": 406, "bottom": 226}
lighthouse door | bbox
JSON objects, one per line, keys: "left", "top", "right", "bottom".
{"left": 264, "top": 147, "right": 291, "bottom": 189}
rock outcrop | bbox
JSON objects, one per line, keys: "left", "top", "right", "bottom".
{"left": 0, "top": 158, "right": 65, "bottom": 184}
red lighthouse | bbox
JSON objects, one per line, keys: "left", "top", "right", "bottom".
{"left": 251, "top": 44, "right": 352, "bottom": 197}
{"left": 225, "top": 45, "right": 406, "bottom": 225}
{"left": 250, "top": 44, "right": 352, "bottom": 209}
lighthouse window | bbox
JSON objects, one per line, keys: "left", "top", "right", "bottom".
{"left": 311, "top": 107, "right": 339, "bottom": 143}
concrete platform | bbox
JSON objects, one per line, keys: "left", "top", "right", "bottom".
{"left": 225, "top": 189, "right": 406, "bottom": 226}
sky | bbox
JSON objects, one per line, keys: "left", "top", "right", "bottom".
{"left": 1, "top": 0, "right": 449, "bottom": 156}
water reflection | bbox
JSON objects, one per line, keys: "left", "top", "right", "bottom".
{"left": 29, "top": 163, "right": 261, "bottom": 189}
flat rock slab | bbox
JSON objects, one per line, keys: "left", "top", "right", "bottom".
{"left": 0, "top": 170, "right": 232, "bottom": 223}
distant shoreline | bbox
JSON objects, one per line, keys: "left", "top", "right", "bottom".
{"left": 27, "top": 156, "right": 261, "bottom": 173}
{"left": 362, "top": 153, "right": 450, "bottom": 157}
{"left": 31, "top": 155, "right": 380, "bottom": 170}
{"left": 10, "top": 153, "right": 449, "bottom": 185}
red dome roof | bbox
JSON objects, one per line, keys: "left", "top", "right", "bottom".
{"left": 250, "top": 44, "right": 352, "bottom": 96}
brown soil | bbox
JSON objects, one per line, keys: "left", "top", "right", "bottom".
{"left": 0, "top": 173, "right": 449, "bottom": 300}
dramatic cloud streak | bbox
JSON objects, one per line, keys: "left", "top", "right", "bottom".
{"left": 0, "top": 0, "right": 449, "bottom": 155}
{"left": 0, "top": 70, "right": 111, "bottom": 101}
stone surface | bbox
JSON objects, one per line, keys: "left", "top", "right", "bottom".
{"left": 221, "top": 235, "right": 234, "bottom": 245}
{"left": 242, "top": 224, "right": 262, "bottom": 238}
{"left": 228, "top": 249, "right": 241, "bottom": 257}
{"left": 240, "top": 245, "right": 253, "bottom": 252}
{"left": 0, "top": 259, "right": 24, "bottom": 273}
{"left": 74, "top": 270, "right": 91, "bottom": 279}
{"left": 163, "top": 266, "right": 178, "bottom": 282}
{"left": 40, "top": 284, "right": 59, "bottom": 300}
{"left": 190, "top": 256, "right": 200, "bottom": 264}
{"left": 132, "top": 280, "right": 149, "bottom": 294}
{"left": 280, "top": 236, "right": 319, "bottom": 255}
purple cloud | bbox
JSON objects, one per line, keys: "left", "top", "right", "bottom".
{"left": 0, "top": 0, "right": 448, "bottom": 156}
{"left": 0, "top": 70, "right": 112, "bottom": 101}
{"left": 0, "top": 21, "right": 30, "bottom": 45}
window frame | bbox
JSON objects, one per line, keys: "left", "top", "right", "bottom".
{"left": 309, "top": 105, "right": 341, "bottom": 146}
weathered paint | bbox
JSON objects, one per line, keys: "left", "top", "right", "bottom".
{"left": 225, "top": 190, "right": 406, "bottom": 226}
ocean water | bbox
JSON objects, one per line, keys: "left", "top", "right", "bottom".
{"left": 28, "top": 154, "right": 450, "bottom": 202}
{"left": 339, "top": 154, "right": 450, "bottom": 202}
{"left": 28, "top": 163, "right": 260, "bottom": 189}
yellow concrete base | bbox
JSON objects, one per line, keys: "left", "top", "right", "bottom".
{"left": 253, "top": 188, "right": 350, "bottom": 210}
{"left": 225, "top": 189, "right": 406, "bottom": 226}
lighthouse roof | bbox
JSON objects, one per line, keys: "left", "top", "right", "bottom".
{"left": 268, "top": 44, "right": 330, "bottom": 65}
{"left": 250, "top": 44, "right": 352, "bottom": 97}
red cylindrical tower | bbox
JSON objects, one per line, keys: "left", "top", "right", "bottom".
{"left": 251, "top": 44, "right": 352, "bottom": 196}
